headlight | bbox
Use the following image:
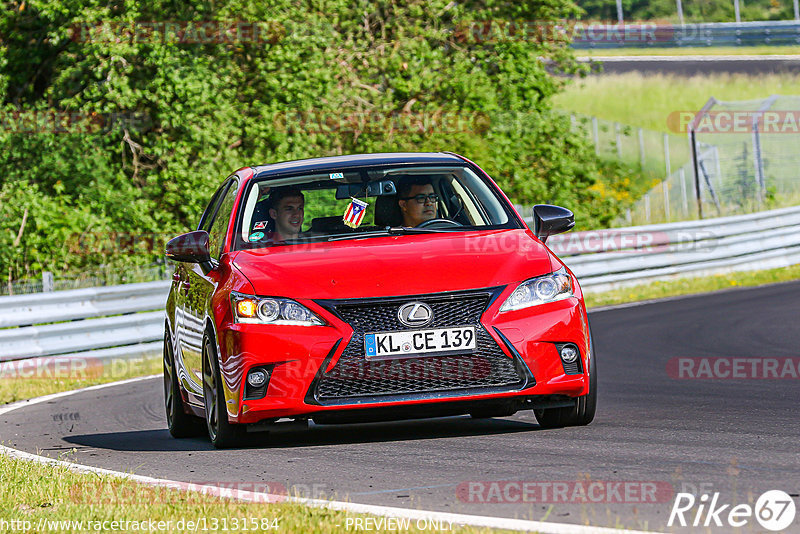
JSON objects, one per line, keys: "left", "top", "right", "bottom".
{"left": 231, "top": 292, "right": 325, "bottom": 326}
{"left": 499, "top": 268, "right": 573, "bottom": 312}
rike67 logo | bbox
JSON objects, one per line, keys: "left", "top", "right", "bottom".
{"left": 669, "top": 490, "right": 796, "bottom": 531}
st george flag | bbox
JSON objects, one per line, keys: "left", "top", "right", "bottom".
{"left": 343, "top": 198, "right": 368, "bottom": 229}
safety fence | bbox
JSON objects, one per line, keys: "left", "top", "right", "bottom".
{"left": 569, "top": 115, "right": 689, "bottom": 222}
{"left": 2, "top": 205, "right": 799, "bottom": 367}
{"left": 625, "top": 95, "right": 800, "bottom": 225}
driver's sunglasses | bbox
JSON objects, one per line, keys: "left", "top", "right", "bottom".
{"left": 402, "top": 193, "right": 439, "bottom": 204}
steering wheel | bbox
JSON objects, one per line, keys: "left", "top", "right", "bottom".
{"left": 416, "top": 218, "right": 462, "bottom": 229}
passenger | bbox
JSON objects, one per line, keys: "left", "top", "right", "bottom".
{"left": 397, "top": 177, "right": 438, "bottom": 227}
{"left": 266, "top": 187, "right": 305, "bottom": 242}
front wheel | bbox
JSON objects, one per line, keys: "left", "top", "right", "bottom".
{"left": 534, "top": 334, "right": 597, "bottom": 429}
{"left": 202, "top": 333, "right": 245, "bottom": 448}
{"left": 164, "top": 331, "right": 203, "bottom": 438}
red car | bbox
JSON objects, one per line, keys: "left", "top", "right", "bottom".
{"left": 165, "top": 152, "right": 596, "bottom": 448}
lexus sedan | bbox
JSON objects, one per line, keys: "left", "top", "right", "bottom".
{"left": 164, "top": 152, "right": 596, "bottom": 448}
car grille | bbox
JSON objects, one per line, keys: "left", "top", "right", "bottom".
{"left": 311, "top": 290, "right": 527, "bottom": 403}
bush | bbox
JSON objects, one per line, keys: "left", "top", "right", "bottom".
{"left": 0, "top": 0, "right": 632, "bottom": 281}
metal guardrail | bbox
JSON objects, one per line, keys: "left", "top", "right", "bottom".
{"left": 2, "top": 205, "right": 800, "bottom": 367}
{"left": 0, "top": 281, "right": 170, "bottom": 329}
{"left": 0, "top": 281, "right": 169, "bottom": 368}
{"left": 544, "top": 205, "right": 800, "bottom": 292}
{"left": 572, "top": 20, "right": 800, "bottom": 49}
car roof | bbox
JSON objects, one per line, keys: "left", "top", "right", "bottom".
{"left": 250, "top": 152, "right": 466, "bottom": 180}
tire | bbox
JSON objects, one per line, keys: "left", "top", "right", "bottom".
{"left": 202, "top": 332, "right": 245, "bottom": 449}
{"left": 163, "top": 330, "right": 204, "bottom": 438}
{"left": 534, "top": 331, "right": 597, "bottom": 429}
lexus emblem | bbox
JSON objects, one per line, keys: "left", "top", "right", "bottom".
{"left": 397, "top": 302, "right": 433, "bottom": 328}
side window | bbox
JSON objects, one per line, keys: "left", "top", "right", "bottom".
{"left": 198, "top": 182, "right": 228, "bottom": 232}
{"left": 207, "top": 180, "right": 239, "bottom": 260}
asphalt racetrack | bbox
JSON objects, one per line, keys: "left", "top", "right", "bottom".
{"left": 580, "top": 54, "right": 800, "bottom": 75}
{"left": 3, "top": 281, "right": 799, "bottom": 532}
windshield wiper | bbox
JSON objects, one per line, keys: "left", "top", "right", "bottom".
{"left": 326, "top": 230, "right": 392, "bottom": 242}
{"left": 326, "top": 226, "right": 465, "bottom": 242}
{"left": 386, "top": 226, "right": 460, "bottom": 234}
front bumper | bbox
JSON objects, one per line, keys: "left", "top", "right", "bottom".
{"left": 217, "top": 288, "right": 590, "bottom": 424}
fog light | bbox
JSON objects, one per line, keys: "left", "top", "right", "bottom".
{"left": 560, "top": 345, "right": 579, "bottom": 364}
{"left": 247, "top": 369, "right": 268, "bottom": 387}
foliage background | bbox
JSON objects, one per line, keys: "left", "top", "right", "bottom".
{"left": 0, "top": 0, "right": 634, "bottom": 284}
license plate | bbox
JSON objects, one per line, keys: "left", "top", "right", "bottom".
{"left": 364, "top": 326, "right": 477, "bottom": 360}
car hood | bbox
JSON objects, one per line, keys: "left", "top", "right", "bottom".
{"left": 231, "top": 229, "right": 554, "bottom": 300}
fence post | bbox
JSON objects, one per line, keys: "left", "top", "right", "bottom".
{"left": 644, "top": 194, "right": 651, "bottom": 223}
{"left": 676, "top": 0, "right": 685, "bottom": 25}
{"left": 752, "top": 121, "right": 765, "bottom": 206}
{"left": 663, "top": 133, "right": 671, "bottom": 221}
{"left": 734, "top": 0, "right": 741, "bottom": 23}
{"left": 680, "top": 168, "right": 689, "bottom": 216}
{"left": 751, "top": 95, "right": 776, "bottom": 206}
{"left": 795, "top": 0, "right": 799, "bottom": 21}
{"left": 638, "top": 128, "right": 645, "bottom": 169}
{"left": 690, "top": 129, "right": 703, "bottom": 219}
{"left": 42, "top": 271, "right": 54, "bottom": 292}
{"left": 592, "top": 117, "right": 599, "bottom": 155}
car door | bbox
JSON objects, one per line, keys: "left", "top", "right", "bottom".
{"left": 176, "top": 179, "right": 233, "bottom": 401}
{"left": 182, "top": 177, "right": 239, "bottom": 404}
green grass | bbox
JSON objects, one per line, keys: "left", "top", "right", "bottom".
{"left": 584, "top": 263, "right": 800, "bottom": 308}
{"left": 554, "top": 72, "right": 800, "bottom": 133}
{"left": 0, "top": 454, "right": 512, "bottom": 534}
{"left": 576, "top": 45, "right": 800, "bottom": 56}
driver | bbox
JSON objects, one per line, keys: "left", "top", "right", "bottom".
{"left": 397, "top": 177, "right": 438, "bottom": 227}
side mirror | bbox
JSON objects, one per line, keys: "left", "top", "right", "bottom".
{"left": 166, "top": 231, "right": 213, "bottom": 268}
{"left": 532, "top": 205, "right": 575, "bottom": 243}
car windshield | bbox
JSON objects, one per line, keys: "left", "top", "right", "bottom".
{"left": 233, "top": 165, "right": 519, "bottom": 250}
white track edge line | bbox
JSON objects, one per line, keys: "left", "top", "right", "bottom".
{"left": 0, "top": 377, "right": 666, "bottom": 534}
